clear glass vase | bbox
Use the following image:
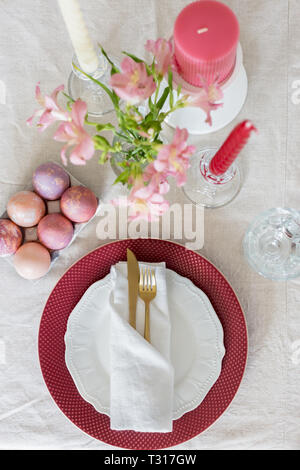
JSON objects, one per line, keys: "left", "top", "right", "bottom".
{"left": 110, "top": 135, "right": 134, "bottom": 177}
{"left": 110, "top": 127, "right": 166, "bottom": 177}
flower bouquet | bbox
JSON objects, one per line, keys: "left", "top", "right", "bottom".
{"left": 28, "top": 39, "right": 223, "bottom": 221}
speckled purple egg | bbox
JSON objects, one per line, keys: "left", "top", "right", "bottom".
{"left": 37, "top": 213, "right": 74, "bottom": 250}
{"left": 60, "top": 186, "right": 98, "bottom": 223}
{"left": 0, "top": 219, "right": 23, "bottom": 256}
{"left": 7, "top": 191, "right": 46, "bottom": 227}
{"left": 33, "top": 162, "right": 70, "bottom": 201}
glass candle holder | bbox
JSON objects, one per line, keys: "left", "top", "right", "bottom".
{"left": 243, "top": 207, "right": 300, "bottom": 280}
{"left": 182, "top": 148, "right": 242, "bottom": 208}
{"left": 68, "top": 50, "right": 118, "bottom": 118}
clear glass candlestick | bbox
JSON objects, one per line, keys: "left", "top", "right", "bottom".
{"left": 182, "top": 148, "right": 242, "bottom": 208}
{"left": 243, "top": 207, "right": 300, "bottom": 280}
{"left": 68, "top": 50, "right": 118, "bottom": 118}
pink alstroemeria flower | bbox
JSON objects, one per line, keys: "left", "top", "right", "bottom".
{"left": 27, "top": 82, "right": 68, "bottom": 131}
{"left": 110, "top": 57, "right": 156, "bottom": 105}
{"left": 127, "top": 176, "right": 170, "bottom": 221}
{"left": 154, "top": 127, "right": 195, "bottom": 186}
{"left": 145, "top": 38, "right": 176, "bottom": 77}
{"left": 187, "top": 78, "right": 223, "bottom": 126}
{"left": 54, "top": 100, "right": 94, "bottom": 166}
{"left": 112, "top": 161, "right": 170, "bottom": 221}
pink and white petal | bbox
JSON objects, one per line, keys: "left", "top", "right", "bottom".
{"left": 110, "top": 83, "right": 136, "bottom": 102}
{"left": 69, "top": 151, "right": 87, "bottom": 166}
{"left": 154, "top": 159, "right": 168, "bottom": 172}
{"left": 60, "top": 144, "right": 69, "bottom": 166}
{"left": 150, "top": 193, "right": 166, "bottom": 203}
{"left": 39, "top": 109, "right": 56, "bottom": 126}
{"left": 145, "top": 40, "right": 156, "bottom": 54}
{"left": 44, "top": 95, "right": 59, "bottom": 110}
{"left": 35, "top": 83, "right": 45, "bottom": 106}
{"left": 53, "top": 122, "right": 74, "bottom": 142}
{"left": 76, "top": 135, "right": 95, "bottom": 161}
{"left": 26, "top": 108, "right": 43, "bottom": 126}
{"left": 133, "top": 184, "right": 154, "bottom": 200}
{"left": 121, "top": 56, "right": 136, "bottom": 75}
{"left": 173, "top": 127, "right": 188, "bottom": 146}
{"left": 175, "top": 172, "right": 187, "bottom": 186}
{"left": 51, "top": 109, "right": 70, "bottom": 121}
{"left": 71, "top": 100, "right": 88, "bottom": 128}
{"left": 110, "top": 73, "right": 131, "bottom": 88}
{"left": 51, "top": 84, "right": 64, "bottom": 101}
{"left": 159, "top": 180, "right": 170, "bottom": 194}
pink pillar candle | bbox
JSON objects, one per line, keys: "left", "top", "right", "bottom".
{"left": 174, "top": 0, "right": 239, "bottom": 87}
{"left": 209, "top": 120, "right": 257, "bottom": 176}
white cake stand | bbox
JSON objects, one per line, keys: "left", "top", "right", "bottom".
{"left": 164, "top": 43, "right": 248, "bottom": 135}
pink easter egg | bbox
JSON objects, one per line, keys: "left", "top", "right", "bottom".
{"left": 37, "top": 213, "right": 74, "bottom": 250}
{"left": 13, "top": 242, "right": 51, "bottom": 279}
{"left": 33, "top": 162, "right": 70, "bottom": 200}
{"left": 60, "top": 186, "right": 98, "bottom": 223}
{"left": 7, "top": 191, "right": 46, "bottom": 228}
{"left": 0, "top": 219, "right": 23, "bottom": 256}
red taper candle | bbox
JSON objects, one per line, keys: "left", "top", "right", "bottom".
{"left": 209, "top": 120, "right": 257, "bottom": 176}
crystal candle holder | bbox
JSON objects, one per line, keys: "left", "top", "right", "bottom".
{"left": 243, "top": 208, "right": 300, "bottom": 281}
{"left": 182, "top": 148, "right": 242, "bottom": 208}
{"left": 68, "top": 50, "right": 118, "bottom": 118}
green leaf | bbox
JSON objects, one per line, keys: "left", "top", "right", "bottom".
{"left": 113, "top": 168, "right": 131, "bottom": 185}
{"left": 122, "top": 52, "right": 152, "bottom": 75}
{"left": 62, "top": 91, "right": 74, "bottom": 103}
{"left": 121, "top": 51, "right": 144, "bottom": 63}
{"left": 148, "top": 96, "right": 155, "bottom": 113}
{"left": 156, "top": 86, "right": 170, "bottom": 111}
{"left": 97, "top": 43, "right": 120, "bottom": 75}
{"left": 168, "top": 69, "right": 174, "bottom": 108}
{"left": 62, "top": 92, "right": 75, "bottom": 111}
{"left": 72, "top": 62, "right": 120, "bottom": 109}
{"left": 168, "top": 69, "right": 173, "bottom": 91}
{"left": 115, "top": 131, "right": 132, "bottom": 143}
{"left": 143, "top": 111, "right": 154, "bottom": 123}
{"left": 142, "top": 120, "right": 162, "bottom": 133}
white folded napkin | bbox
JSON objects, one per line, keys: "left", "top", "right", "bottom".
{"left": 109, "top": 261, "right": 174, "bottom": 433}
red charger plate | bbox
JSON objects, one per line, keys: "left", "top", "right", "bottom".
{"left": 38, "top": 239, "right": 248, "bottom": 449}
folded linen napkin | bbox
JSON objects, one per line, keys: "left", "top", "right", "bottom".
{"left": 109, "top": 261, "right": 174, "bottom": 433}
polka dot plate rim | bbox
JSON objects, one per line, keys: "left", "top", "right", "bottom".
{"left": 38, "top": 238, "right": 248, "bottom": 450}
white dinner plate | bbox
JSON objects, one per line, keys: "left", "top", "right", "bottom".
{"left": 64, "top": 268, "right": 225, "bottom": 420}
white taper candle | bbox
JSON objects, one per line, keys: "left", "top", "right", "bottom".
{"left": 57, "top": 0, "right": 99, "bottom": 74}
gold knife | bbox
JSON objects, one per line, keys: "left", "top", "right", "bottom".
{"left": 127, "top": 248, "right": 140, "bottom": 329}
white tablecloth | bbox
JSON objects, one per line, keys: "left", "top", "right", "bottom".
{"left": 0, "top": 0, "right": 299, "bottom": 450}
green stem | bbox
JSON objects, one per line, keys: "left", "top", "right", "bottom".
{"left": 154, "top": 77, "right": 162, "bottom": 105}
{"left": 72, "top": 62, "right": 120, "bottom": 112}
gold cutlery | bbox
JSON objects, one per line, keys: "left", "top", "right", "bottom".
{"left": 127, "top": 248, "right": 140, "bottom": 329}
{"left": 138, "top": 267, "right": 157, "bottom": 342}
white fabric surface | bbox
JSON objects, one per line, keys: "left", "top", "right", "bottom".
{"left": 110, "top": 262, "right": 173, "bottom": 432}
{"left": 0, "top": 0, "right": 300, "bottom": 450}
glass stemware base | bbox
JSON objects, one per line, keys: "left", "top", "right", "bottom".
{"left": 243, "top": 207, "right": 300, "bottom": 280}
{"left": 68, "top": 52, "right": 118, "bottom": 118}
{"left": 182, "top": 148, "right": 242, "bottom": 208}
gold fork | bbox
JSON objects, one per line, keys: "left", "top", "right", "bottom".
{"left": 138, "top": 267, "right": 157, "bottom": 342}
